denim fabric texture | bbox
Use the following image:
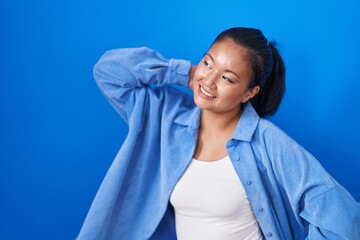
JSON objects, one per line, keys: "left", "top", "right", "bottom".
{"left": 77, "top": 47, "right": 360, "bottom": 240}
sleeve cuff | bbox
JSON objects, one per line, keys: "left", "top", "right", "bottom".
{"left": 168, "top": 58, "right": 192, "bottom": 86}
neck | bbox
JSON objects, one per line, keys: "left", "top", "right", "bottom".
{"left": 200, "top": 108, "right": 242, "bottom": 134}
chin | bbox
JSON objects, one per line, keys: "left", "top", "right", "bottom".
{"left": 193, "top": 96, "right": 216, "bottom": 111}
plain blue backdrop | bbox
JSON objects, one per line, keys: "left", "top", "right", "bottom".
{"left": 1, "top": 0, "right": 359, "bottom": 239}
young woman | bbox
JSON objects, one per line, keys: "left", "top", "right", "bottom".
{"left": 78, "top": 27, "right": 360, "bottom": 239}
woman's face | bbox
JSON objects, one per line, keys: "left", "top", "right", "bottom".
{"left": 193, "top": 38, "right": 259, "bottom": 114}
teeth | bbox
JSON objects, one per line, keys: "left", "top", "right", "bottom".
{"left": 200, "top": 86, "right": 216, "bottom": 98}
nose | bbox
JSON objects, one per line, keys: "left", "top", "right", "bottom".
{"left": 202, "top": 71, "right": 217, "bottom": 90}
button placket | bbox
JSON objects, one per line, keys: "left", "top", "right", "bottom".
{"left": 266, "top": 232, "right": 273, "bottom": 238}
{"left": 245, "top": 180, "right": 252, "bottom": 186}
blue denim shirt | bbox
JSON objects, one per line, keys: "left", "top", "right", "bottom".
{"left": 78, "top": 47, "right": 360, "bottom": 240}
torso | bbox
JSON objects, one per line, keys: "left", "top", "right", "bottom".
{"left": 170, "top": 111, "right": 264, "bottom": 239}
{"left": 170, "top": 156, "right": 264, "bottom": 240}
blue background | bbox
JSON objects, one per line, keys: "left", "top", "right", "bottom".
{"left": 1, "top": 0, "right": 359, "bottom": 239}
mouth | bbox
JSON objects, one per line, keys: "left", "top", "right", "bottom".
{"left": 198, "top": 85, "right": 216, "bottom": 99}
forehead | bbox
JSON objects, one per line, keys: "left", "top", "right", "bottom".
{"left": 207, "top": 39, "right": 250, "bottom": 70}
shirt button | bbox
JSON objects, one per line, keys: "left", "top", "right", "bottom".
{"left": 234, "top": 156, "right": 240, "bottom": 162}
{"left": 227, "top": 140, "right": 233, "bottom": 146}
{"left": 266, "top": 232, "right": 273, "bottom": 238}
{"left": 257, "top": 207, "right": 263, "bottom": 212}
{"left": 245, "top": 180, "right": 252, "bottom": 186}
{"left": 177, "top": 66, "right": 182, "bottom": 72}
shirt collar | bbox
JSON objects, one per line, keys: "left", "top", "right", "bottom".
{"left": 232, "top": 103, "right": 260, "bottom": 142}
{"left": 174, "top": 103, "right": 259, "bottom": 141}
{"left": 173, "top": 106, "right": 201, "bottom": 130}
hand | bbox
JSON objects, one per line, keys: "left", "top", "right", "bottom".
{"left": 188, "top": 65, "right": 197, "bottom": 92}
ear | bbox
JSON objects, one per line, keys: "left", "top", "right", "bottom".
{"left": 241, "top": 86, "right": 260, "bottom": 103}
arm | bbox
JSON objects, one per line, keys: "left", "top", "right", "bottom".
{"left": 302, "top": 186, "right": 360, "bottom": 239}
{"left": 93, "top": 47, "right": 192, "bottom": 123}
{"left": 264, "top": 126, "right": 360, "bottom": 239}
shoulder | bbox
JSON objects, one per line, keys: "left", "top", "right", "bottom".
{"left": 141, "top": 85, "right": 196, "bottom": 124}
{"left": 254, "top": 118, "right": 315, "bottom": 162}
{"left": 253, "top": 118, "right": 335, "bottom": 187}
{"left": 255, "top": 118, "right": 300, "bottom": 149}
{"left": 153, "top": 85, "right": 195, "bottom": 112}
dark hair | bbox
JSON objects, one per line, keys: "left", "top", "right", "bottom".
{"left": 213, "top": 27, "right": 286, "bottom": 117}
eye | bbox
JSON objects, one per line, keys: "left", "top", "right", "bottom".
{"left": 222, "top": 75, "right": 234, "bottom": 84}
{"left": 203, "top": 60, "right": 212, "bottom": 69}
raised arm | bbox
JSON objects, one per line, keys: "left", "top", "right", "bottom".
{"left": 93, "top": 47, "right": 192, "bottom": 122}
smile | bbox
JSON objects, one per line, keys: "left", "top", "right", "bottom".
{"left": 199, "top": 85, "right": 216, "bottom": 98}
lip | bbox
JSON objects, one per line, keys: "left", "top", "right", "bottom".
{"left": 198, "top": 85, "right": 216, "bottom": 100}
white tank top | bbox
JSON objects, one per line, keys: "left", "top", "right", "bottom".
{"left": 170, "top": 156, "right": 264, "bottom": 240}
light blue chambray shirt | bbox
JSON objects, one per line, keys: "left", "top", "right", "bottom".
{"left": 78, "top": 47, "right": 360, "bottom": 240}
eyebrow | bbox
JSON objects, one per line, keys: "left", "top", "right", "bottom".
{"left": 205, "top": 53, "right": 241, "bottom": 80}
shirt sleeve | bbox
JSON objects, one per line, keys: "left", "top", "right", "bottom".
{"left": 301, "top": 185, "right": 360, "bottom": 239}
{"left": 93, "top": 47, "right": 192, "bottom": 123}
{"left": 263, "top": 124, "right": 360, "bottom": 239}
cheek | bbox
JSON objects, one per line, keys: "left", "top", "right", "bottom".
{"left": 220, "top": 88, "right": 246, "bottom": 105}
{"left": 194, "top": 67, "right": 207, "bottom": 80}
